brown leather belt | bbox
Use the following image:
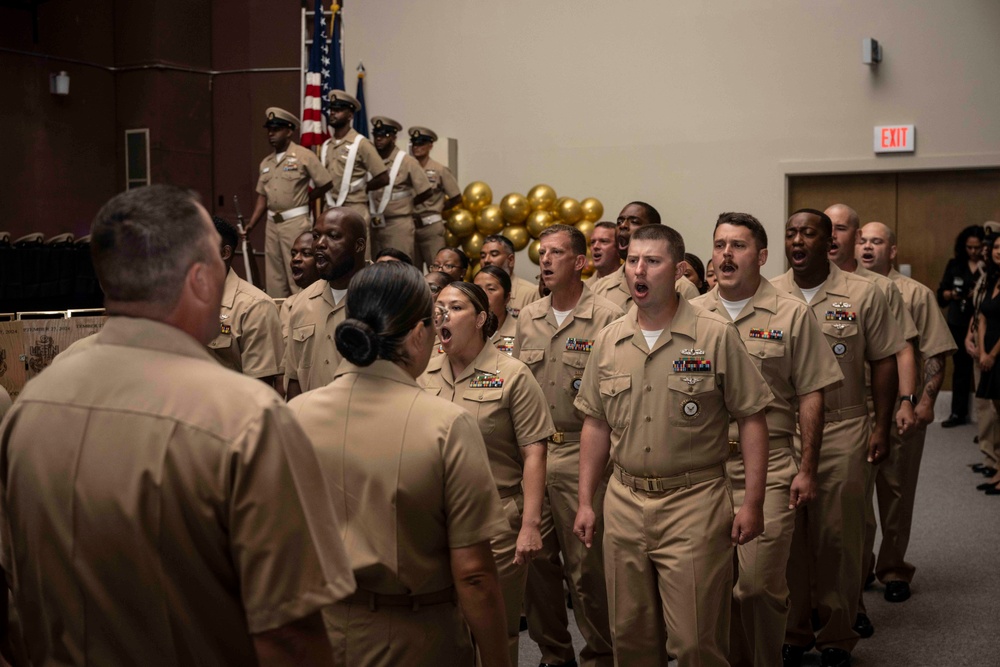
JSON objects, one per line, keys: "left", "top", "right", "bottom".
{"left": 497, "top": 484, "right": 521, "bottom": 499}
{"left": 728, "top": 435, "right": 793, "bottom": 456}
{"left": 343, "top": 586, "right": 456, "bottom": 612}
{"left": 613, "top": 463, "right": 725, "bottom": 493}
{"left": 549, "top": 430, "right": 582, "bottom": 445}
{"left": 824, "top": 405, "right": 869, "bottom": 423}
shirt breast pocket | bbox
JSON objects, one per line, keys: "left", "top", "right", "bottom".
{"left": 599, "top": 374, "right": 632, "bottom": 430}
{"left": 291, "top": 324, "right": 316, "bottom": 368}
{"left": 822, "top": 322, "right": 859, "bottom": 363}
{"left": 207, "top": 333, "right": 233, "bottom": 351}
{"left": 745, "top": 339, "right": 786, "bottom": 375}
{"left": 562, "top": 351, "right": 589, "bottom": 395}
{"left": 520, "top": 348, "right": 545, "bottom": 367}
{"left": 466, "top": 389, "right": 505, "bottom": 436}
{"left": 280, "top": 167, "right": 302, "bottom": 180}
{"left": 667, "top": 374, "right": 717, "bottom": 426}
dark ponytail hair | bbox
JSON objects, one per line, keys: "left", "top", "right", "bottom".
{"left": 335, "top": 262, "right": 433, "bottom": 366}
{"left": 447, "top": 281, "right": 498, "bottom": 340}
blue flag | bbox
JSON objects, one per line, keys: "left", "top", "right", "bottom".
{"left": 330, "top": 2, "right": 345, "bottom": 91}
{"left": 354, "top": 63, "right": 368, "bottom": 137}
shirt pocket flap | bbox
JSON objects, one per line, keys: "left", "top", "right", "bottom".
{"left": 821, "top": 322, "right": 859, "bottom": 338}
{"left": 667, "top": 374, "right": 717, "bottom": 395}
{"left": 466, "top": 388, "right": 504, "bottom": 403}
{"left": 207, "top": 334, "right": 233, "bottom": 350}
{"left": 292, "top": 324, "right": 316, "bottom": 342}
{"left": 745, "top": 339, "right": 786, "bottom": 360}
{"left": 599, "top": 374, "right": 631, "bottom": 397}
{"left": 520, "top": 348, "right": 545, "bottom": 365}
{"left": 562, "top": 351, "right": 589, "bottom": 368}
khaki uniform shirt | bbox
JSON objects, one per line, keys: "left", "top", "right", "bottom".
{"left": 321, "top": 128, "right": 387, "bottom": 206}
{"left": 0, "top": 317, "right": 355, "bottom": 665}
{"left": 289, "top": 360, "right": 508, "bottom": 595}
{"left": 692, "top": 278, "right": 844, "bottom": 441}
{"left": 856, "top": 266, "right": 919, "bottom": 342}
{"left": 0, "top": 385, "right": 10, "bottom": 421}
{"left": 574, "top": 300, "right": 773, "bottom": 477}
{"left": 513, "top": 286, "right": 625, "bottom": 446}
{"left": 492, "top": 312, "right": 518, "bottom": 356}
{"left": 369, "top": 146, "right": 433, "bottom": 219}
{"left": 255, "top": 141, "right": 331, "bottom": 213}
{"left": 771, "top": 263, "right": 905, "bottom": 414}
{"left": 419, "top": 344, "right": 555, "bottom": 490}
{"left": 589, "top": 265, "right": 699, "bottom": 311}
{"left": 509, "top": 275, "right": 542, "bottom": 316}
{"left": 413, "top": 156, "right": 461, "bottom": 220}
{"left": 208, "top": 268, "right": 284, "bottom": 378}
{"left": 283, "top": 279, "right": 346, "bottom": 391}
{"left": 280, "top": 292, "right": 299, "bottom": 343}
{"left": 889, "top": 269, "right": 958, "bottom": 391}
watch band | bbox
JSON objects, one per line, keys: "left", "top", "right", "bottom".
{"left": 900, "top": 394, "right": 917, "bottom": 404}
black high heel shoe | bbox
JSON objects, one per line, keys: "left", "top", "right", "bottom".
{"left": 977, "top": 481, "right": 999, "bottom": 490}
{"left": 985, "top": 482, "right": 1000, "bottom": 495}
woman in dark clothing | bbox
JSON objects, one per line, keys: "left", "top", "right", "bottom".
{"left": 937, "top": 225, "right": 985, "bottom": 426}
{"left": 974, "top": 235, "right": 1000, "bottom": 494}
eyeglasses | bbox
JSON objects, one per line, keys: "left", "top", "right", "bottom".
{"left": 420, "top": 316, "right": 433, "bottom": 328}
{"left": 430, "top": 262, "right": 460, "bottom": 271}
{"left": 433, "top": 303, "right": 450, "bottom": 327}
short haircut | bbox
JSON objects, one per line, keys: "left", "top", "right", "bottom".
{"left": 375, "top": 247, "right": 414, "bottom": 265}
{"left": 594, "top": 221, "right": 618, "bottom": 233}
{"left": 539, "top": 223, "right": 587, "bottom": 257}
{"left": 481, "top": 234, "right": 515, "bottom": 256}
{"left": 827, "top": 203, "right": 860, "bottom": 230}
{"left": 715, "top": 211, "right": 768, "bottom": 249}
{"left": 91, "top": 184, "right": 213, "bottom": 305}
{"left": 475, "top": 264, "right": 512, "bottom": 296}
{"left": 629, "top": 224, "right": 685, "bottom": 262}
{"left": 438, "top": 246, "right": 470, "bottom": 271}
{"left": 212, "top": 216, "right": 239, "bottom": 253}
{"left": 790, "top": 208, "right": 833, "bottom": 237}
{"left": 625, "top": 201, "right": 661, "bottom": 226}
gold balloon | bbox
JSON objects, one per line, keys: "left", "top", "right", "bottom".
{"left": 466, "top": 262, "right": 480, "bottom": 281}
{"left": 444, "top": 230, "right": 459, "bottom": 248}
{"left": 500, "top": 193, "right": 531, "bottom": 225}
{"left": 527, "top": 184, "right": 557, "bottom": 211}
{"left": 527, "top": 239, "right": 541, "bottom": 265}
{"left": 476, "top": 205, "right": 505, "bottom": 235}
{"left": 551, "top": 196, "right": 567, "bottom": 218}
{"left": 463, "top": 181, "right": 493, "bottom": 214}
{"left": 502, "top": 225, "right": 530, "bottom": 251}
{"left": 447, "top": 209, "right": 475, "bottom": 238}
{"left": 558, "top": 198, "right": 583, "bottom": 224}
{"left": 526, "top": 209, "right": 554, "bottom": 238}
{"left": 575, "top": 219, "right": 595, "bottom": 240}
{"left": 580, "top": 197, "right": 604, "bottom": 222}
{"left": 462, "top": 232, "right": 485, "bottom": 258}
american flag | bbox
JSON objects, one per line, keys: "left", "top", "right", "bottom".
{"left": 301, "top": 0, "right": 334, "bottom": 148}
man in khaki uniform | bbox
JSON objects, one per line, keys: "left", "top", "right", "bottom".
{"left": 585, "top": 221, "right": 620, "bottom": 287}
{"left": 368, "top": 116, "right": 433, "bottom": 260}
{"left": 409, "top": 126, "right": 463, "bottom": 272}
{"left": 280, "top": 230, "right": 321, "bottom": 341}
{"left": 320, "top": 90, "right": 389, "bottom": 236}
{"left": 207, "top": 217, "right": 283, "bottom": 387}
{"left": 246, "top": 107, "right": 332, "bottom": 298}
{"left": 858, "top": 222, "right": 957, "bottom": 602}
{"left": 691, "top": 212, "right": 843, "bottom": 667}
{"left": 479, "top": 235, "right": 543, "bottom": 316}
{"left": 283, "top": 207, "right": 367, "bottom": 399}
{"left": 574, "top": 224, "right": 773, "bottom": 667}
{"left": 0, "top": 185, "right": 354, "bottom": 666}
{"left": 514, "top": 225, "right": 622, "bottom": 667}
{"left": 771, "top": 209, "right": 903, "bottom": 667}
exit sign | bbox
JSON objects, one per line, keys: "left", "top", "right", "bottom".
{"left": 874, "top": 125, "right": 915, "bottom": 153}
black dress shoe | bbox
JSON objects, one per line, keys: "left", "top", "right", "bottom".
{"left": 986, "top": 485, "right": 1000, "bottom": 495}
{"left": 977, "top": 481, "right": 998, "bottom": 490}
{"left": 519, "top": 615, "right": 528, "bottom": 632}
{"left": 539, "top": 662, "right": 577, "bottom": 667}
{"left": 782, "top": 643, "right": 807, "bottom": 667}
{"left": 884, "top": 580, "right": 911, "bottom": 602}
{"left": 852, "top": 613, "right": 874, "bottom": 638}
{"left": 820, "top": 647, "right": 852, "bottom": 666}
{"left": 974, "top": 435, "right": 980, "bottom": 443}
{"left": 982, "top": 467, "right": 998, "bottom": 477}
{"left": 864, "top": 571, "right": 876, "bottom": 589}
{"left": 972, "top": 463, "right": 987, "bottom": 472}
{"left": 942, "top": 414, "right": 966, "bottom": 428}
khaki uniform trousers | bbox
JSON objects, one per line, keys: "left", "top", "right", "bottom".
{"left": 872, "top": 422, "right": 926, "bottom": 584}
{"left": 264, "top": 213, "right": 311, "bottom": 298}
{"left": 727, "top": 444, "right": 798, "bottom": 667}
{"left": 786, "top": 414, "right": 871, "bottom": 653}
{"left": 371, "top": 214, "right": 416, "bottom": 263}
{"left": 414, "top": 220, "right": 446, "bottom": 273}
{"left": 324, "top": 598, "right": 474, "bottom": 666}
{"left": 603, "top": 474, "right": 734, "bottom": 667}
{"left": 490, "top": 492, "right": 530, "bottom": 667}
{"left": 524, "top": 443, "right": 614, "bottom": 667}
{"left": 975, "top": 365, "right": 1000, "bottom": 467}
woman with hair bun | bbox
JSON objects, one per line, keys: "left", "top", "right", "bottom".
{"left": 475, "top": 264, "right": 518, "bottom": 355}
{"left": 288, "top": 262, "right": 512, "bottom": 667}
{"left": 420, "top": 281, "right": 555, "bottom": 666}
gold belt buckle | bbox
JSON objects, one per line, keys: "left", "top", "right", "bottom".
{"left": 728, "top": 440, "right": 740, "bottom": 456}
{"left": 271, "top": 211, "right": 284, "bottom": 223}
{"left": 551, "top": 431, "right": 565, "bottom": 444}
{"left": 642, "top": 476, "right": 661, "bottom": 492}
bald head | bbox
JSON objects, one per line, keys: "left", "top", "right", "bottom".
{"left": 825, "top": 203, "right": 862, "bottom": 269}
{"left": 858, "top": 221, "right": 896, "bottom": 275}
{"left": 825, "top": 204, "right": 860, "bottom": 231}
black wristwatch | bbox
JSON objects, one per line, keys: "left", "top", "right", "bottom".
{"left": 900, "top": 394, "right": 917, "bottom": 404}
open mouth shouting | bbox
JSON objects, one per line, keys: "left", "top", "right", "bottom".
{"left": 632, "top": 279, "right": 650, "bottom": 300}
{"left": 719, "top": 260, "right": 737, "bottom": 277}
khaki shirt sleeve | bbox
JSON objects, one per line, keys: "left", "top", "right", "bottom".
{"left": 912, "top": 288, "right": 958, "bottom": 359}
{"left": 508, "top": 368, "right": 556, "bottom": 446}
{"left": 358, "top": 139, "right": 388, "bottom": 178}
{"left": 790, "top": 307, "right": 845, "bottom": 395}
{"left": 440, "top": 167, "right": 461, "bottom": 199}
{"left": 886, "top": 282, "right": 919, "bottom": 342}
{"left": 442, "top": 411, "right": 509, "bottom": 548}
{"left": 300, "top": 149, "right": 332, "bottom": 188}
{"left": 254, "top": 159, "right": 268, "bottom": 197}
{"left": 407, "top": 157, "right": 433, "bottom": 196}
{"left": 718, "top": 323, "right": 773, "bottom": 418}
{"left": 229, "top": 401, "right": 355, "bottom": 633}
{"left": 239, "top": 300, "right": 284, "bottom": 379}
{"left": 863, "top": 286, "right": 905, "bottom": 361}
{"left": 573, "top": 331, "right": 611, "bottom": 422}
{"left": 676, "top": 278, "right": 700, "bottom": 300}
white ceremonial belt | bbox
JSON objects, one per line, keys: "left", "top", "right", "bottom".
{"left": 267, "top": 205, "right": 310, "bottom": 223}
{"left": 348, "top": 176, "right": 366, "bottom": 193}
{"left": 420, "top": 213, "right": 444, "bottom": 225}
{"left": 390, "top": 188, "right": 412, "bottom": 201}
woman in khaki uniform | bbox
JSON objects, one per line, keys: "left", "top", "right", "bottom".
{"left": 288, "top": 262, "right": 512, "bottom": 667}
{"left": 475, "top": 265, "right": 518, "bottom": 356}
{"left": 420, "top": 282, "right": 555, "bottom": 666}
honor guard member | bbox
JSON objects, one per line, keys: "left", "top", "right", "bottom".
{"left": 858, "top": 222, "right": 956, "bottom": 602}
{"left": 480, "top": 234, "right": 543, "bottom": 316}
{"left": 691, "top": 213, "right": 843, "bottom": 667}
{"left": 591, "top": 201, "right": 700, "bottom": 308}
{"left": 514, "top": 225, "right": 622, "bottom": 667}
{"left": 320, "top": 90, "right": 389, "bottom": 234}
{"left": 421, "top": 281, "right": 554, "bottom": 666}
{"left": 246, "top": 107, "right": 332, "bottom": 298}
{"left": 409, "top": 126, "right": 463, "bottom": 271}
{"left": 771, "top": 209, "right": 903, "bottom": 667}
{"left": 573, "top": 224, "right": 773, "bottom": 667}
{"left": 585, "top": 221, "right": 620, "bottom": 287}
{"left": 207, "top": 217, "right": 284, "bottom": 388}
{"left": 0, "top": 185, "right": 354, "bottom": 665}
{"left": 289, "top": 263, "right": 512, "bottom": 667}
{"left": 368, "top": 117, "right": 433, "bottom": 260}
{"left": 475, "top": 265, "right": 519, "bottom": 355}
{"left": 283, "top": 207, "right": 367, "bottom": 399}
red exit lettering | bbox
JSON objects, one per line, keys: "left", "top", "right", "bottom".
{"left": 881, "top": 127, "right": 909, "bottom": 148}
{"left": 875, "top": 125, "right": 915, "bottom": 153}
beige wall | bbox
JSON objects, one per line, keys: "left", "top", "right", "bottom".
{"left": 343, "top": 0, "right": 1000, "bottom": 278}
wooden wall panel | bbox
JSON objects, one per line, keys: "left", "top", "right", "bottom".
{"left": 788, "top": 173, "right": 899, "bottom": 229}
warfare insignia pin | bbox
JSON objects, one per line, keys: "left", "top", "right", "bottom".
{"left": 832, "top": 302, "right": 852, "bottom": 309}
{"left": 681, "top": 376, "right": 704, "bottom": 385}
{"left": 680, "top": 348, "right": 705, "bottom": 357}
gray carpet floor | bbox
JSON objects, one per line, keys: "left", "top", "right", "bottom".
{"left": 517, "top": 416, "right": 1000, "bottom": 666}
